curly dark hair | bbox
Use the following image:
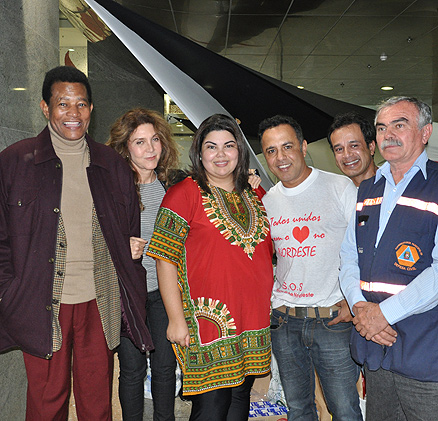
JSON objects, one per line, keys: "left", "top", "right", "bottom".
{"left": 42, "top": 66, "right": 92, "bottom": 105}
{"left": 189, "top": 114, "right": 250, "bottom": 194}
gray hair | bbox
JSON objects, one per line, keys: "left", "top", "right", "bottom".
{"left": 375, "top": 96, "right": 432, "bottom": 129}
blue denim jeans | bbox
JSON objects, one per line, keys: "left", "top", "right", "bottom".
{"left": 270, "top": 308, "right": 362, "bottom": 421}
{"left": 117, "top": 289, "right": 177, "bottom": 421}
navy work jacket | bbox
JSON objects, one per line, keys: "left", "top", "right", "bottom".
{"left": 352, "top": 161, "right": 438, "bottom": 381}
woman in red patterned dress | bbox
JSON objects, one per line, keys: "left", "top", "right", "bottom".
{"left": 147, "top": 114, "right": 274, "bottom": 421}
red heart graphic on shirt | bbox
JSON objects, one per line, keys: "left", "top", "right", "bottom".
{"left": 292, "top": 226, "right": 309, "bottom": 243}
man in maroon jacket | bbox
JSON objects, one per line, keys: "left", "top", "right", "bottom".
{"left": 0, "top": 66, "right": 152, "bottom": 420}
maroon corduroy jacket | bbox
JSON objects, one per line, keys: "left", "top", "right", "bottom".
{"left": 0, "top": 126, "right": 153, "bottom": 358}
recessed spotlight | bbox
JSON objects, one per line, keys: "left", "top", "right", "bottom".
{"left": 12, "top": 87, "right": 26, "bottom": 91}
{"left": 297, "top": 85, "right": 304, "bottom": 90}
{"left": 381, "top": 86, "right": 394, "bottom": 91}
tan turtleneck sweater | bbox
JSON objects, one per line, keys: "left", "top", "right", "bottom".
{"left": 49, "top": 123, "right": 95, "bottom": 304}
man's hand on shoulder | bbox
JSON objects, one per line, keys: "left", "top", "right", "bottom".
{"left": 352, "top": 301, "right": 397, "bottom": 344}
{"left": 327, "top": 299, "right": 353, "bottom": 325}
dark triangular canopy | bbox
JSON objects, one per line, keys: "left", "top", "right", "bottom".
{"left": 92, "top": 0, "right": 375, "bottom": 154}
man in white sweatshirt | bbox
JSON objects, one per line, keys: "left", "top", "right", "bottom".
{"left": 259, "top": 115, "right": 361, "bottom": 421}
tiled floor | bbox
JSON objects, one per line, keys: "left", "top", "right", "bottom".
{"left": 67, "top": 356, "right": 281, "bottom": 420}
{"left": 144, "top": 396, "right": 192, "bottom": 420}
{"left": 66, "top": 355, "right": 360, "bottom": 420}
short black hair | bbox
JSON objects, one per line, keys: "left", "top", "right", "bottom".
{"left": 258, "top": 115, "right": 304, "bottom": 147}
{"left": 327, "top": 112, "right": 375, "bottom": 151}
{"left": 42, "top": 66, "right": 92, "bottom": 105}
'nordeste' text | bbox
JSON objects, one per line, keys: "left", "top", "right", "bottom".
{"left": 277, "top": 245, "right": 316, "bottom": 258}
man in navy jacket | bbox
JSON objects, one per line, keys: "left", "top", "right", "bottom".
{"left": 340, "top": 97, "right": 438, "bottom": 420}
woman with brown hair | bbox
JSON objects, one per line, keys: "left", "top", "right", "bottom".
{"left": 147, "top": 114, "right": 274, "bottom": 421}
{"left": 107, "top": 107, "right": 184, "bottom": 421}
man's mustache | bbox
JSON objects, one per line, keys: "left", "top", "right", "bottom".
{"left": 381, "top": 139, "right": 402, "bottom": 150}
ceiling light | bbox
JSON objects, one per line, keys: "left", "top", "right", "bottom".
{"left": 12, "top": 87, "right": 26, "bottom": 91}
{"left": 297, "top": 85, "right": 304, "bottom": 90}
{"left": 380, "top": 53, "right": 388, "bottom": 61}
{"left": 381, "top": 86, "right": 394, "bottom": 91}
{"left": 176, "top": 123, "right": 183, "bottom": 127}
{"left": 68, "top": 48, "right": 75, "bottom": 52}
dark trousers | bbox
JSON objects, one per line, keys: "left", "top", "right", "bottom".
{"left": 23, "top": 300, "right": 113, "bottom": 421}
{"left": 365, "top": 365, "right": 438, "bottom": 421}
{"left": 118, "top": 289, "right": 177, "bottom": 421}
{"left": 189, "top": 376, "right": 255, "bottom": 421}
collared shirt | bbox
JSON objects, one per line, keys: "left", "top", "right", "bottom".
{"left": 340, "top": 150, "right": 438, "bottom": 324}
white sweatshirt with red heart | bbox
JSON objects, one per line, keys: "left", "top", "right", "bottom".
{"left": 263, "top": 167, "right": 357, "bottom": 308}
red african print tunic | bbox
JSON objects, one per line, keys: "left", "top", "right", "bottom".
{"left": 147, "top": 177, "right": 273, "bottom": 395}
